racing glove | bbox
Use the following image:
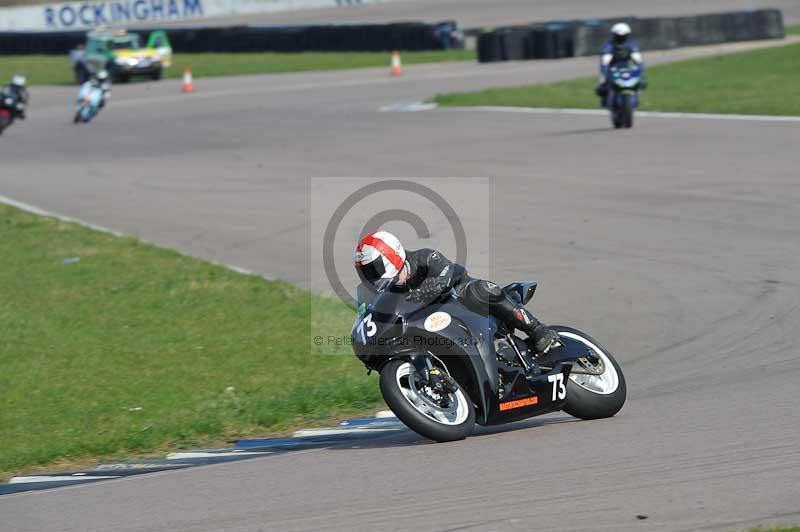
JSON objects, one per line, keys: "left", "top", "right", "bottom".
{"left": 407, "top": 276, "right": 453, "bottom": 304}
{"left": 595, "top": 83, "right": 607, "bottom": 97}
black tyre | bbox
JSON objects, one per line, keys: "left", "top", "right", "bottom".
{"left": 552, "top": 326, "right": 627, "bottom": 420}
{"left": 621, "top": 94, "right": 634, "bottom": 128}
{"left": 150, "top": 68, "right": 163, "bottom": 81}
{"left": 112, "top": 68, "right": 131, "bottom": 83}
{"left": 611, "top": 106, "right": 623, "bottom": 129}
{"left": 379, "top": 359, "right": 475, "bottom": 442}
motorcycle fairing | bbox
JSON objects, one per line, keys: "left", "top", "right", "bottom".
{"left": 403, "top": 299, "right": 499, "bottom": 424}
{"left": 488, "top": 362, "right": 572, "bottom": 425}
{"left": 403, "top": 301, "right": 574, "bottom": 425}
{"left": 608, "top": 61, "right": 642, "bottom": 108}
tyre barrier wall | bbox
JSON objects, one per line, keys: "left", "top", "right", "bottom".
{"left": 0, "top": 20, "right": 456, "bottom": 54}
{"left": 477, "top": 9, "right": 784, "bottom": 63}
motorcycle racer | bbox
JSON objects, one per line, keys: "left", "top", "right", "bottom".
{"left": 595, "top": 23, "right": 647, "bottom": 106}
{"left": 74, "top": 71, "right": 110, "bottom": 124}
{"left": 354, "top": 230, "right": 560, "bottom": 355}
{"left": 95, "top": 70, "right": 112, "bottom": 108}
{"left": 1, "top": 75, "right": 29, "bottom": 120}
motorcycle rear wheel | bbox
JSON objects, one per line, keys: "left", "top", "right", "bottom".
{"left": 379, "top": 359, "right": 475, "bottom": 442}
{"left": 552, "top": 326, "right": 627, "bottom": 420}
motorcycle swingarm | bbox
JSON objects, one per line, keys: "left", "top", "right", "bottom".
{"left": 536, "top": 336, "right": 598, "bottom": 371}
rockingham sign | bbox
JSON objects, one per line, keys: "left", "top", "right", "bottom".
{"left": 0, "top": 0, "right": 385, "bottom": 31}
{"left": 42, "top": 0, "right": 203, "bottom": 29}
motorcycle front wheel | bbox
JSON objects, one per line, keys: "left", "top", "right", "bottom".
{"left": 611, "top": 106, "right": 623, "bottom": 129}
{"left": 621, "top": 94, "right": 634, "bottom": 128}
{"left": 553, "top": 326, "right": 627, "bottom": 420}
{"left": 379, "top": 359, "right": 475, "bottom": 442}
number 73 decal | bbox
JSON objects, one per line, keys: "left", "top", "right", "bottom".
{"left": 356, "top": 313, "right": 377, "bottom": 344}
{"left": 547, "top": 373, "right": 567, "bottom": 401}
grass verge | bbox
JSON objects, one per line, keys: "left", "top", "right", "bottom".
{"left": 434, "top": 41, "right": 800, "bottom": 116}
{"left": 750, "top": 527, "right": 800, "bottom": 532}
{"left": 0, "top": 49, "right": 475, "bottom": 86}
{"left": 0, "top": 203, "right": 379, "bottom": 480}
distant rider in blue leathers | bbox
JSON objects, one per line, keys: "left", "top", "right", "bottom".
{"left": 74, "top": 70, "right": 112, "bottom": 123}
{"left": 595, "top": 23, "right": 647, "bottom": 106}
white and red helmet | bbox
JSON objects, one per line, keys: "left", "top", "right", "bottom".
{"left": 354, "top": 231, "right": 406, "bottom": 283}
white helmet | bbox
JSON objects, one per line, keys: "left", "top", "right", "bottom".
{"left": 11, "top": 75, "right": 26, "bottom": 87}
{"left": 354, "top": 231, "right": 406, "bottom": 284}
{"left": 97, "top": 70, "right": 109, "bottom": 82}
{"left": 611, "top": 22, "right": 632, "bottom": 38}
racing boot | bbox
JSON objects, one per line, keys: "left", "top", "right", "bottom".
{"left": 513, "top": 308, "right": 560, "bottom": 355}
{"left": 493, "top": 297, "right": 560, "bottom": 355}
{"left": 460, "top": 279, "right": 560, "bottom": 355}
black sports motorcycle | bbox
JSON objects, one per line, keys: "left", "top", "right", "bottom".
{"left": 0, "top": 93, "right": 24, "bottom": 136}
{"left": 352, "top": 279, "right": 626, "bottom": 442}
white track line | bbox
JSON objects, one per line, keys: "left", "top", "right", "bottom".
{"left": 166, "top": 451, "right": 272, "bottom": 460}
{"left": 0, "top": 194, "right": 258, "bottom": 277}
{"left": 8, "top": 475, "right": 118, "bottom": 484}
{"left": 293, "top": 426, "right": 404, "bottom": 437}
{"left": 438, "top": 104, "right": 800, "bottom": 123}
{"left": 0, "top": 194, "right": 126, "bottom": 237}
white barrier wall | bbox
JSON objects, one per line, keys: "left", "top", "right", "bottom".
{"left": 0, "top": 0, "right": 389, "bottom": 31}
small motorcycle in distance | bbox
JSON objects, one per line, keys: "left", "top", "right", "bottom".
{"left": 607, "top": 60, "right": 643, "bottom": 129}
{"left": 73, "top": 83, "right": 104, "bottom": 124}
{"left": 352, "top": 279, "right": 627, "bottom": 442}
{"left": 0, "top": 93, "right": 24, "bottom": 135}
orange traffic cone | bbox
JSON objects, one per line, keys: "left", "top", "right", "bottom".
{"left": 181, "top": 66, "right": 194, "bottom": 93}
{"left": 390, "top": 50, "right": 403, "bottom": 76}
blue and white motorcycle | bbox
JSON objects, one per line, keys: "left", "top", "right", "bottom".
{"left": 73, "top": 82, "right": 104, "bottom": 124}
{"left": 606, "top": 60, "right": 643, "bottom": 129}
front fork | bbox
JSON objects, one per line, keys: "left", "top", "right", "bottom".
{"left": 409, "top": 352, "right": 458, "bottom": 396}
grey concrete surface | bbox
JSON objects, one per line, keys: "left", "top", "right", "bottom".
{"left": 165, "top": 0, "right": 800, "bottom": 28}
{"left": 1, "top": 39, "right": 799, "bottom": 532}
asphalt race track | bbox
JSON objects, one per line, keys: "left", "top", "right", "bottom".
{"left": 2, "top": 39, "right": 800, "bottom": 532}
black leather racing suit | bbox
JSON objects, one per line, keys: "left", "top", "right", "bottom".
{"left": 402, "top": 249, "right": 556, "bottom": 351}
{"left": 1, "top": 85, "right": 28, "bottom": 119}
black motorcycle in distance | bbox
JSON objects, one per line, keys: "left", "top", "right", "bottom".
{"left": 352, "top": 279, "right": 626, "bottom": 442}
{"left": 0, "top": 93, "right": 24, "bottom": 136}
